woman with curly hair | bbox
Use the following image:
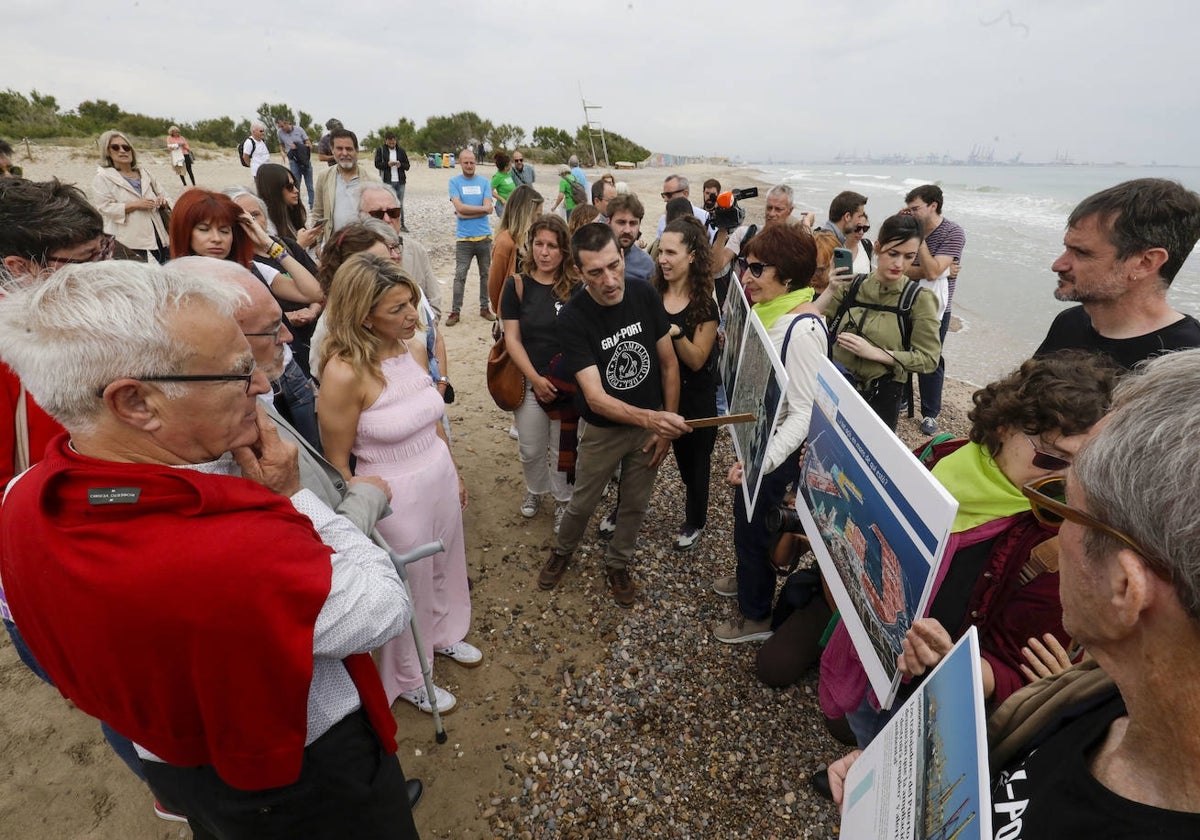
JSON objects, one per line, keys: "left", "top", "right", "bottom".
{"left": 654, "top": 216, "right": 719, "bottom": 549}
{"left": 317, "top": 253, "right": 478, "bottom": 714}
{"left": 500, "top": 214, "right": 580, "bottom": 528}
{"left": 818, "top": 351, "right": 1118, "bottom": 748}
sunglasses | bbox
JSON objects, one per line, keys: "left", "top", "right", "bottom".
{"left": 368, "top": 207, "right": 403, "bottom": 220}
{"left": 736, "top": 257, "right": 773, "bottom": 278}
{"left": 853, "top": 225, "right": 871, "bottom": 233}
{"left": 109, "top": 143, "right": 132, "bottom": 152}
{"left": 660, "top": 188, "right": 686, "bottom": 200}
{"left": 283, "top": 182, "right": 299, "bottom": 191}
{"left": 1026, "top": 435, "right": 1072, "bottom": 471}
{"left": 513, "top": 158, "right": 524, "bottom": 163}
{"left": 1021, "top": 476, "right": 1166, "bottom": 578}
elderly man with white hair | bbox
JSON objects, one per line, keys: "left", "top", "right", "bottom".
{"left": 240, "top": 121, "right": 271, "bottom": 176}
{"left": 829, "top": 348, "right": 1200, "bottom": 837}
{"left": 0, "top": 260, "right": 420, "bottom": 839}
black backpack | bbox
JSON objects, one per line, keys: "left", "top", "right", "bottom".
{"left": 238, "top": 137, "right": 257, "bottom": 167}
{"left": 828, "top": 274, "right": 922, "bottom": 352}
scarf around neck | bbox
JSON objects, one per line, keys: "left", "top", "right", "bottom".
{"left": 932, "top": 440, "right": 1030, "bottom": 533}
{"left": 752, "top": 287, "right": 816, "bottom": 330}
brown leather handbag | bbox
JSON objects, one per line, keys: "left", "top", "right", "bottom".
{"left": 486, "top": 274, "right": 525, "bottom": 411}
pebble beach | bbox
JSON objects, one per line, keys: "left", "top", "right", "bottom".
{"left": 0, "top": 142, "right": 978, "bottom": 838}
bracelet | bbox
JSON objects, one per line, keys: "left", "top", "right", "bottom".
{"left": 267, "top": 242, "right": 286, "bottom": 261}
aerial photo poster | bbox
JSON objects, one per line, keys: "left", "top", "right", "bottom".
{"left": 795, "top": 356, "right": 958, "bottom": 708}
{"left": 840, "top": 628, "right": 991, "bottom": 840}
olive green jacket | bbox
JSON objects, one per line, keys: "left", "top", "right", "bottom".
{"left": 827, "top": 273, "right": 942, "bottom": 384}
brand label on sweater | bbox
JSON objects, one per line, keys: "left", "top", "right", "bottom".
{"left": 87, "top": 487, "right": 142, "bottom": 505}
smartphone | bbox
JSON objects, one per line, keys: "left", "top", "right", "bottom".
{"left": 833, "top": 247, "right": 854, "bottom": 276}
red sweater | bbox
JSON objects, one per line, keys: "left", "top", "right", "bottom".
{"left": 1, "top": 435, "right": 395, "bottom": 789}
{"left": 1, "top": 363, "right": 62, "bottom": 488}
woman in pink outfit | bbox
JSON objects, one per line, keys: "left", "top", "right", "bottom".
{"left": 317, "top": 252, "right": 479, "bottom": 714}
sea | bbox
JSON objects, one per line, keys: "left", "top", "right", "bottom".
{"left": 750, "top": 164, "right": 1200, "bottom": 385}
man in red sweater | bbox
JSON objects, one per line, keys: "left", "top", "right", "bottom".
{"left": 0, "top": 260, "right": 420, "bottom": 839}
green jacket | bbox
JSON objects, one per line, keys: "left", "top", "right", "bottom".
{"left": 827, "top": 273, "right": 941, "bottom": 384}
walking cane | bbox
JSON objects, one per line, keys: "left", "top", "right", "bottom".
{"left": 372, "top": 531, "right": 449, "bottom": 744}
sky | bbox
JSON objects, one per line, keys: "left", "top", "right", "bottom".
{"left": 9, "top": 0, "right": 1198, "bottom": 165}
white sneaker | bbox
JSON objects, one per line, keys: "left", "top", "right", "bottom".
{"left": 435, "top": 640, "right": 483, "bottom": 667}
{"left": 520, "top": 491, "right": 540, "bottom": 518}
{"left": 597, "top": 509, "right": 617, "bottom": 539}
{"left": 399, "top": 684, "right": 457, "bottom": 714}
{"left": 674, "top": 526, "right": 703, "bottom": 550}
{"left": 508, "top": 425, "right": 520, "bottom": 440}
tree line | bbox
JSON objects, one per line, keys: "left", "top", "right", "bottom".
{"left": 0, "top": 89, "right": 650, "bottom": 164}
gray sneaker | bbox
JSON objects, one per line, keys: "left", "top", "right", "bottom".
{"left": 919, "top": 416, "right": 939, "bottom": 436}
{"left": 520, "top": 492, "right": 540, "bottom": 518}
{"left": 713, "top": 614, "right": 773, "bottom": 644}
{"left": 712, "top": 575, "right": 737, "bottom": 598}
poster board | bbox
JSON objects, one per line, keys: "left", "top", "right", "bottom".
{"left": 726, "top": 295, "right": 787, "bottom": 519}
{"left": 840, "top": 628, "right": 991, "bottom": 840}
{"left": 795, "top": 356, "right": 957, "bottom": 708}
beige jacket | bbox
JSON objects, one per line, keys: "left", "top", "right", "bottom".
{"left": 310, "top": 163, "right": 379, "bottom": 251}
{"left": 91, "top": 166, "right": 171, "bottom": 251}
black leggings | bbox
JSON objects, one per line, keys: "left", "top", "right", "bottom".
{"left": 671, "top": 425, "right": 717, "bottom": 530}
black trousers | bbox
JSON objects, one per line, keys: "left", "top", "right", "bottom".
{"left": 671, "top": 424, "right": 717, "bottom": 530}
{"left": 864, "top": 378, "right": 905, "bottom": 431}
{"left": 142, "top": 710, "right": 419, "bottom": 840}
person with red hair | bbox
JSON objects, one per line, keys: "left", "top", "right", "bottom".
{"left": 169, "top": 189, "right": 325, "bottom": 450}
{"left": 169, "top": 189, "right": 321, "bottom": 305}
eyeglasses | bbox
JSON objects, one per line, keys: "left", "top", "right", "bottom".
{"left": 385, "top": 242, "right": 403, "bottom": 257}
{"left": 244, "top": 324, "right": 286, "bottom": 342}
{"left": 736, "top": 257, "right": 773, "bottom": 279}
{"left": 283, "top": 182, "right": 299, "bottom": 191}
{"left": 368, "top": 207, "right": 403, "bottom": 220}
{"left": 1026, "top": 435, "right": 1072, "bottom": 471}
{"left": 42, "top": 235, "right": 116, "bottom": 267}
{"left": 513, "top": 158, "right": 524, "bottom": 163}
{"left": 661, "top": 188, "right": 686, "bottom": 200}
{"left": 853, "top": 225, "right": 871, "bottom": 233}
{"left": 109, "top": 143, "right": 132, "bottom": 153}
{"left": 1021, "top": 476, "right": 1166, "bottom": 579}
{"left": 96, "top": 362, "right": 259, "bottom": 397}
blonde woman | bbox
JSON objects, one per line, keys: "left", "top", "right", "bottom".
{"left": 318, "top": 253, "right": 479, "bottom": 714}
{"left": 487, "top": 184, "right": 543, "bottom": 314}
{"left": 165, "top": 126, "right": 195, "bottom": 186}
{"left": 91, "top": 130, "right": 171, "bottom": 263}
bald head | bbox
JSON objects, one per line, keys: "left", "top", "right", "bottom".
{"left": 171, "top": 256, "right": 290, "bottom": 380}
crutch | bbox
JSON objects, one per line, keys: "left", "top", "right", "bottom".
{"left": 372, "top": 531, "right": 449, "bottom": 744}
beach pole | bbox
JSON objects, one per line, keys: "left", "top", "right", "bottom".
{"left": 372, "top": 532, "right": 449, "bottom": 744}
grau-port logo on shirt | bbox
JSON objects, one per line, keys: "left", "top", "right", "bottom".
{"left": 605, "top": 340, "right": 651, "bottom": 391}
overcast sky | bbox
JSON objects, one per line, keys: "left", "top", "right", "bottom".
{"left": 9, "top": 0, "right": 1197, "bottom": 165}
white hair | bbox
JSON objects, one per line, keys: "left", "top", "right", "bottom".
{"left": 357, "top": 183, "right": 397, "bottom": 215}
{"left": 251, "top": 120, "right": 266, "bottom": 132}
{"left": 0, "top": 261, "right": 248, "bottom": 431}
{"left": 360, "top": 217, "right": 398, "bottom": 244}
{"left": 768, "top": 184, "right": 795, "bottom": 205}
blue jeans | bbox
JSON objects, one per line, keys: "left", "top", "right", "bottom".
{"left": 275, "top": 358, "right": 321, "bottom": 453}
{"left": 452, "top": 237, "right": 492, "bottom": 313}
{"left": 389, "top": 182, "right": 407, "bottom": 228}
{"left": 917, "top": 309, "right": 951, "bottom": 418}
{"left": 733, "top": 455, "right": 802, "bottom": 621}
{"left": 289, "top": 158, "right": 315, "bottom": 206}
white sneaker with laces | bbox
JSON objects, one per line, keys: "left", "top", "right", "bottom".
{"left": 399, "top": 684, "right": 457, "bottom": 714}
{"left": 597, "top": 509, "right": 617, "bottom": 539}
{"left": 520, "top": 491, "right": 540, "bottom": 518}
{"left": 435, "top": 640, "right": 483, "bottom": 667}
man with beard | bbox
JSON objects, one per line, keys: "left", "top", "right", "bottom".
{"left": 1036, "top": 178, "right": 1200, "bottom": 369}
{"left": 606, "top": 193, "right": 655, "bottom": 283}
{"left": 312, "top": 128, "right": 379, "bottom": 250}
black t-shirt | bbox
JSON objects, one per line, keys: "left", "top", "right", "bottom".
{"left": 557, "top": 280, "right": 670, "bottom": 427}
{"left": 992, "top": 693, "right": 1200, "bottom": 838}
{"left": 667, "top": 297, "right": 718, "bottom": 418}
{"left": 499, "top": 274, "right": 564, "bottom": 374}
{"left": 1036, "top": 305, "right": 1200, "bottom": 370}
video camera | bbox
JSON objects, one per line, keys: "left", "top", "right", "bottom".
{"left": 707, "top": 187, "right": 759, "bottom": 231}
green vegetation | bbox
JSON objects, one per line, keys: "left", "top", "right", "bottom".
{"left": 0, "top": 90, "right": 650, "bottom": 164}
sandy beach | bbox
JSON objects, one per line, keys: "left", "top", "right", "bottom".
{"left": 0, "top": 141, "right": 978, "bottom": 838}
